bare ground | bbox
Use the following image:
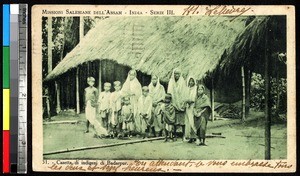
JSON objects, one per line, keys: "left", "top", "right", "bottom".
{"left": 43, "top": 111, "right": 287, "bottom": 160}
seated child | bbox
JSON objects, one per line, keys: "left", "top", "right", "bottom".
{"left": 98, "top": 82, "right": 111, "bottom": 131}
{"left": 138, "top": 86, "right": 153, "bottom": 138}
{"left": 161, "top": 93, "right": 176, "bottom": 142}
{"left": 109, "top": 81, "right": 122, "bottom": 138}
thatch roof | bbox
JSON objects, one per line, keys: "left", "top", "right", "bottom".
{"left": 45, "top": 16, "right": 250, "bottom": 82}
{"left": 216, "top": 16, "right": 287, "bottom": 78}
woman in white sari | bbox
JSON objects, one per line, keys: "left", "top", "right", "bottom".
{"left": 148, "top": 75, "right": 166, "bottom": 136}
{"left": 167, "top": 68, "right": 187, "bottom": 139}
{"left": 121, "top": 70, "right": 142, "bottom": 134}
{"left": 184, "top": 76, "right": 198, "bottom": 142}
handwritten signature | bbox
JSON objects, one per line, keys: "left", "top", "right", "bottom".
{"left": 182, "top": 5, "right": 251, "bottom": 21}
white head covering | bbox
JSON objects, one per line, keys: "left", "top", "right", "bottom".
{"left": 185, "top": 76, "right": 197, "bottom": 102}
{"left": 167, "top": 68, "right": 186, "bottom": 95}
{"left": 167, "top": 68, "right": 186, "bottom": 111}
{"left": 148, "top": 75, "right": 166, "bottom": 103}
{"left": 121, "top": 69, "right": 142, "bottom": 99}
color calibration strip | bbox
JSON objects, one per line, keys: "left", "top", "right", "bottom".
{"left": 3, "top": 4, "right": 28, "bottom": 173}
{"left": 3, "top": 4, "right": 11, "bottom": 173}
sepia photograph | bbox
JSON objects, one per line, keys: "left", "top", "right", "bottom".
{"left": 32, "top": 5, "right": 296, "bottom": 172}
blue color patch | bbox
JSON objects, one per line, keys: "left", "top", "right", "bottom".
{"left": 3, "top": 4, "right": 10, "bottom": 46}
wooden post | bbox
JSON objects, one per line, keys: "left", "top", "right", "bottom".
{"left": 245, "top": 69, "right": 252, "bottom": 116}
{"left": 44, "top": 137, "right": 165, "bottom": 155}
{"left": 87, "top": 62, "right": 90, "bottom": 76}
{"left": 98, "top": 61, "right": 102, "bottom": 93}
{"left": 55, "top": 81, "right": 61, "bottom": 114}
{"left": 264, "top": 29, "right": 271, "bottom": 160}
{"left": 210, "top": 78, "right": 214, "bottom": 122}
{"left": 276, "top": 71, "right": 280, "bottom": 115}
{"left": 275, "top": 57, "right": 280, "bottom": 116}
{"left": 76, "top": 68, "right": 80, "bottom": 114}
{"left": 241, "top": 66, "right": 246, "bottom": 121}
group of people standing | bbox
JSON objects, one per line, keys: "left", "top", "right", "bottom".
{"left": 84, "top": 68, "right": 211, "bottom": 146}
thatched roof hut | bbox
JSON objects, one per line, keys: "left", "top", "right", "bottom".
{"left": 215, "top": 16, "right": 286, "bottom": 79}
{"left": 45, "top": 16, "right": 250, "bottom": 82}
{"left": 201, "top": 16, "right": 287, "bottom": 103}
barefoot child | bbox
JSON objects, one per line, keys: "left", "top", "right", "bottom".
{"left": 193, "top": 85, "right": 211, "bottom": 146}
{"left": 161, "top": 93, "right": 176, "bottom": 142}
{"left": 110, "top": 81, "right": 123, "bottom": 137}
{"left": 122, "top": 96, "right": 134, "bottom": 138}
{"left": 84, "top": 77, "right": 108, "bottom": 138}
{"left": 98, "top": 82, "right": 111, "bottom": 132}
{"left": 138, "top": 86, "right": 153, "bottom": 138}
{"left": 84, "top": 77, "right": 98, "bottom": 133}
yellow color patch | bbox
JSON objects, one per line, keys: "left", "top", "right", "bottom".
{"left": 3, "top": 89, "right": 10, "bottom": 130}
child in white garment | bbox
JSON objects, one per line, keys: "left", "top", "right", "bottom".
{"left": 109, "top": 81, "right": 122, "bottom": 138}
{"left": 98, "top": 82, "right": 111, "bottom": 131}
{"left": 84, "top": 77, "right": 98, "bottom": 133}
{"left": 83, "top": 77, "right": 109, "bottom": 138}
{"left": 138, "top": 86, "right": 153, "bottom": 139}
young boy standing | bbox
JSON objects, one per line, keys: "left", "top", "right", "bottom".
{"left": 122, "top": 96, "right": 134, "bottom": 138}
{"left": 98, "top": 82, "right": 111, "bottom": 131}
{"left": 137, "top": 86, "right": 153, "bottom": 138}
{"left": 84, "top": 77, "right": 98, "bottom": 133}
{"left": 161, "top": 93, "right": 176, "bottom": 142}
{"left": 110, "top": 81, "right": 123, "bottom": 138}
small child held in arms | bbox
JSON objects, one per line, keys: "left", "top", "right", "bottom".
{"left": 122, "top": 96, "right": 134, "bottom": 138}
{"left": 98, "top": 82, "right": 111, "bottom": 131}
{"left": 138, "top": 86, "right": 153, "bottom": 139}
{"left": 161, "top": 93, "right": 176, "bottom": 142}
{"left": 109, "top": 81, "right": 123, "bottom": 138}
{"left": 84, "top": 77, "right": 98, "bottom": 133}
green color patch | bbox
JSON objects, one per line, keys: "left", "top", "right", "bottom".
{"left": 3, "top": 47, "right": 10, "bottom": 88}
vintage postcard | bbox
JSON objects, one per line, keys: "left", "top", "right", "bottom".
{"left": 32, "top": 5, "right": 296, "bottom": 172}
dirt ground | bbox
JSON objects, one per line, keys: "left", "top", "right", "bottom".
{"left": 43, "top": 112, "right": 287, "bottom": 160}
